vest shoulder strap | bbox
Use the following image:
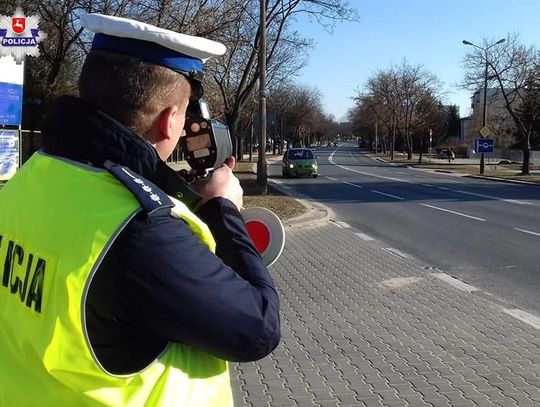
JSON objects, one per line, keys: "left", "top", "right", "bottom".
{"left": 104, "top": 161, "right": 174, "bottom": 215}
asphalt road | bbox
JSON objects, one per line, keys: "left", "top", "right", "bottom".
{"left": 270, "top": 143, "right": 540, "bottom": 315}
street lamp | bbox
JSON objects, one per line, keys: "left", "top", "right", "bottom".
{"left": 462, "top": 38, "right": 505, "bottom": 175}
{"left": 257, "top": 0, "right": 268, "bottom": 193}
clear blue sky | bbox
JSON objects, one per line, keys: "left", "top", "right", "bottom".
{"left": 295, "top": 0, "right": 540, "bottom": 122}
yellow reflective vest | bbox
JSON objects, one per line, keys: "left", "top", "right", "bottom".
{"left": 0, "top": 152, "right": 232, "bottom": 406}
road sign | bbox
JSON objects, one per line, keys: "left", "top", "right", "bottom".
{"left": 479, "top": 126, "right": 491, "bottom": 138}
{"left": 475, "top": 138, "right": 494, "bottom": 153}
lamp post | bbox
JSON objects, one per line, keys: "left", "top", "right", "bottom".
{"left": 462, "top": 38, "right": 505, "bottom": 175}
{"left": 389, "top": 92, "right": 396, "bottom": 161}
{"left": 257, "top": 0, "right": 268, "bottom": 193}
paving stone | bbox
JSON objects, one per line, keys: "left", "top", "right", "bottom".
{"left": 269, "top": 393, "right": 294, "bottom": 405}
{"left": 333, "top": 392, "right": 359, "bottom": 405}
{"left": 508, "top": 392, "right": 537, "bottom": 405}
{"left": 374, "top": 390, "right": 402, "bottom": 405}
{"left": 243, "top": 384, "right": 267, "bottom": 397}
{"left": 291, "top": 395, "right": 316, "bottom": 406}
{"left": 229, "top": 224, "right": 540, "bottom": 406}
{"left": 400, "top": 394, "right": 433, "bottom": 406}
{"left": 357, "top": 397, "right": 383, "bottom": 407}
{"left": 329, "top": 383, "right": 352, "bottom": 394}
{"left": 466, "top": 396, "right": 496, "bottom": 407}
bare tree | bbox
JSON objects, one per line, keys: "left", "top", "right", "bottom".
{"left": 12, "top": 0, "right": 357, "bottom": 141}
{"left": 394, "top": 62, "right": 442, "bottom": 160}
{"left": 462, "top": 35, "right": 540, "bottom": 174}
{"left": 270, "top": 84, "right": 324, "bottom": 147}
{"left": 354, "top": 61, "right": 443, "bottom": 160}
{"left": 211, "top": 0, "right": 357, "bottom": 158}
{"left": 8, "top": 0, "right": 145, "bottom": 127}
{"left": 349, "top": 94, "right": 390, "bottom": 153}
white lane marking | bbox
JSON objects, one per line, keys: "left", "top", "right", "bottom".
{"left": 381, "top": 247, "right": 412, "bottom": 259}
{"left": 273, "top": 179, "right": 283, "bottom": 184}
{"left": 354, "top": 232, "right": 374, "bottom": 241}
{"left": 331, "top": 161, "right": 442, "bottom": 190}
{"left": 329, "top": 151, "right": 336, "bottom": 164}
{"left": 325, "top": 176, "right": 338, "bottom": 181}
{"left": 371, "top": 190, "right": 405, "bottom": 200}
{"left": 440, "top": 180, "right": 461, "bottom": 184}
{"left": 514, "top": 228, "right": 540, "bottom": 237}
{"left": 343, "top": 181, "right": 363, "bottom": 188}
{"left": 420, "top": 184, "right": 434, "bottom": 187}
{"left": 432, "top": 273, "right": 478, "bottom": 292}
{"left": 335, "top": 164, "right": 416, "bottom": 184}
{"left": 504, "top": 199, "right": 534, "bottom": 205}
{"left": 419, "top": 203, "right": 486, "bottom": 221}
{"left": 332, "top": 221, "right": 351, "bottom": 228}
{"left": 450, "top": 189, "right": 534, "bottom": 206}
{"left": 504, "top": 309, "right": 540, "bottom": 330}
{"left": 329, "top": 162, "right": 535, "bottom": 206}
{"left": 437, "top": 186, "right": 450, "bottom": 191}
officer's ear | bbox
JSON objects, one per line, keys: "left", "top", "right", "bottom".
{"left": 157, "top": 105, "right": 179, "bottom": 142}
{"left": 145, "top": 107, "right": 173, "bottom": 146}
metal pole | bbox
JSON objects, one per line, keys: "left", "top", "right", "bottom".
{"left": 256, "top": 0, "right": 267, "bottom": 193}
{"left": 249, "top": 118, "right": 253, "bottom": 161}
{"left": 391, "top": 118, "right": 396, "bottom": 161}
{"left": 374, "top": 120, "right": 378, "bottom": 154}
{"left": 429, "top": 129, "right": 432, "bottom": 163}
{"left": 480, "top": 51, "right": 488, "bottom": 175}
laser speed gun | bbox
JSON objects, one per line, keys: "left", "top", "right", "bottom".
{"left": 179, "top": 99, "right": 232, "bottom": 183}
{"left": 179, "top": 100, "right": 284, "bottom": 267}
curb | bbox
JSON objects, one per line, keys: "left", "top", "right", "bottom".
{"left": 464, "top": 173, "right": 540, "bottom": 186}
{"left": 406, "top": 165, "right": 540, "bottom": 185}
{"left": 368, "top": 154, "right": 540, "bottom": 186}
{"left": 284, "top": 199, "right": 334, "bottom": 229}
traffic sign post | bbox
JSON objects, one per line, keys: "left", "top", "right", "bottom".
{"left": 476, "top": 126, "right": 491, "bottom": 175}
{"left": 475, "top": 127, "right": 490, "bottom": 175}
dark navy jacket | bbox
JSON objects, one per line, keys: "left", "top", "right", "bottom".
{"left": 41, "top": 96, "right": 280, "bottom": 374}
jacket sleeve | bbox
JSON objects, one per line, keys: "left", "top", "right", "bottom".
{"left": 115, "top": 197, "right": 280, "bottom": 362}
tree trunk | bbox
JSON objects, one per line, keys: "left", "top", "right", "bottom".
{"left": 406, "top": 135, "right": 413, "bottom": 160}
{"left": 227, "top": 114, "right": 242, "bottom": 160}
{"left": 522, "top": 132, "right": 531, "bottom": 175}
{"left": 237, "top": 137, "right": 244, "bottom": 161}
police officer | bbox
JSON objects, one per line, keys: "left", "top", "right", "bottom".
{"left": 0, "top": 14, "right": 280, "bottom": 406}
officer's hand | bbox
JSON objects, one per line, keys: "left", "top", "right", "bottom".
{"left": 194, "top": 156, "right": 243, "bottom": 210}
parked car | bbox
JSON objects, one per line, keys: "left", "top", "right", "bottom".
{"left": 282, "top": 148, "right": 318, "bottom": 178}
{"left": 437, "top": 149, "right": 455, "bottom": 160}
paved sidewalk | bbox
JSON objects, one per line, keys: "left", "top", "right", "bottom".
{"left": 230, "top": 221, "right": 540, "bottom": 406}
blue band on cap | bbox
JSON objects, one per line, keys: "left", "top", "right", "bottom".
{"left": 91, "top": 33, "right": 204, "bottom": 80}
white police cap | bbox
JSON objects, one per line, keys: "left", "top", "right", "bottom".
{"left": 80, "top": 14, "right": 226, "bottom": 98}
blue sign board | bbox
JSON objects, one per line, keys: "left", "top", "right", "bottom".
{"left": 0, "top": 81, "right": 23, "bottom": 126}
{"left": 475, "top": 138, "right": 494, "bottom": 153}
{"left": 0, "top": 130, "right": 19, "bottom": 180}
